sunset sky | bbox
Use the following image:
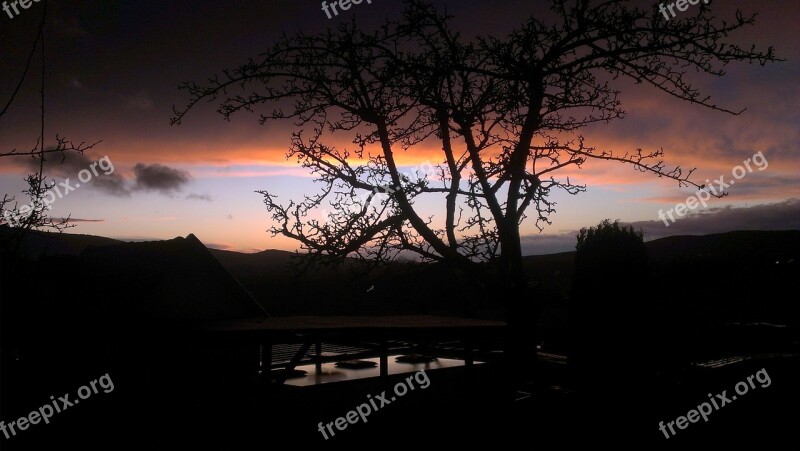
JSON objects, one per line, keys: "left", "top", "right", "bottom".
{"left": 1, "top": 0, "right": 798, "bottom": 254}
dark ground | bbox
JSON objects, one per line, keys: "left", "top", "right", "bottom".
{"left": 1, "top": 229, "right": 799, "bottom": 448}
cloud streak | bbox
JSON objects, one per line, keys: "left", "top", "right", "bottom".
{"left": 186, "top": 193, "right": 212, "bottom": 201}
{"left": 55, "top": 218, "right": 105, "bottom": 223}
{"left": 521, "top": 199, "right": 800, "bottom": 256}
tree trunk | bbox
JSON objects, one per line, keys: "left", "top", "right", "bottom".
{"left": 500, "top": 224, "right": 539, "bottom": 387}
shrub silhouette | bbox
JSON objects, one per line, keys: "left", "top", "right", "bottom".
{"left": 571, "top": 220, "right": 650, "bottom": 393}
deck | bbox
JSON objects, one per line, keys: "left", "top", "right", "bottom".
{"left": 192, "top": 315, "right": 507, "bottom": 383}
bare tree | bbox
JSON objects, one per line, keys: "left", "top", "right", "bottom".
{"left": 1, "top": 0, "right": 100, "bottom": 252}
{"left": 173, "top": 0, "right": 779, "bottom": 370}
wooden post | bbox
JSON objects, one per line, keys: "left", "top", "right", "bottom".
{"left": 380, "top": 340, "right": 388, "bottom": 378}
{"left": 315, "top": 341, "right": 322, "bottom": 374}
{"left": 262, "top": 342, "right": 272, "bottom": 374}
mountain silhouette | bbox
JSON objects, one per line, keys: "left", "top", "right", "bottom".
{"left": 78, "top": 234, "right": 269, "bottom": 320}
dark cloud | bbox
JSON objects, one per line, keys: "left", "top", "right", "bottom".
{"left": 92, "top": 175, "right": 131, "bottom": 197}
{"left": 25, "top": 155, "right": 193, "bottom": 197}
{"left": 521, "top": 199, "right": 800, "bottom": 256}
{"left": 24, "top": 152, "right": 129, "bottom": 197}
{"left": 133, "top": 163, "right": 190, "bottom": 194}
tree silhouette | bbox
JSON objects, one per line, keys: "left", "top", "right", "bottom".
{"left": 0, "top": 0, "right": 99, "bottom": 252}
{"left": 570, "top": 219, "right": 654, "bottom": 438}
{"left": 173, "top": 0, "right": 779, "bottom": 375}
{"left": 571, "top": 219, "right": 649, "bottom": 383}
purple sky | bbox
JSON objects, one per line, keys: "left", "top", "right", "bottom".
{"left": 1, "top": 0, "right": 798, "bottom": 254}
